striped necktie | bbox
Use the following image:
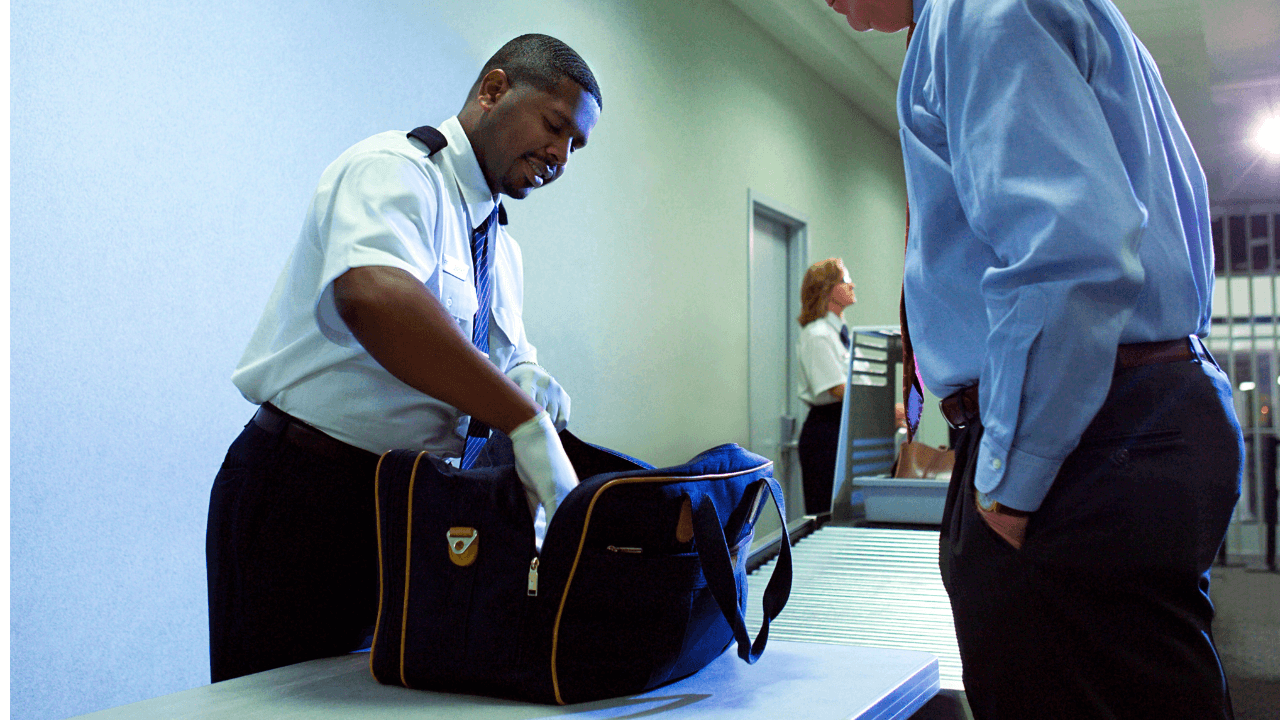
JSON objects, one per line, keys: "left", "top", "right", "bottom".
{"left": 461, "top": 206, "right": 499, "bottom": 469}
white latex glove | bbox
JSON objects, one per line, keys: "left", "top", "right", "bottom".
{"left": 507, "top": 363, "right": 571, "bottom": 431}
{"left": 509, "top": 411, "right": 579, "bottom": 545}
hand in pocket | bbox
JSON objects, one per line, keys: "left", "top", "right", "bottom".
{"left": 975, "top": 500, "right": 1029, "bottom": 550}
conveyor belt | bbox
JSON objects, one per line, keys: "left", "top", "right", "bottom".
{"left": 746, "top": 526, "right": 964, "bottom": 691}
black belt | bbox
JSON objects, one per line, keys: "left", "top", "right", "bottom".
{"left": 806, "top": 402, "right": 843, "bottom": 419}
{"left": 939, "top": 336, "right": 1212, "bottom": 430}
{"left": 252, "top": 403, "right": 376, "bottom": 462}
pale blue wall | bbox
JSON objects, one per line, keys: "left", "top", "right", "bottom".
{"left": 10, "top": 2, "right": 476, "bottom": 717}
{"left": 10, "top": 1, "right": 906, "bottom": 718}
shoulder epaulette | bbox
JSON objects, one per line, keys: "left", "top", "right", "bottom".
{"left": 407, "top": 126, "right": 448, "bottom": 155}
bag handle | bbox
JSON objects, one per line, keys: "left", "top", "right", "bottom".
{"left": 689, "top": 475, "right": 792, "bottom": 664}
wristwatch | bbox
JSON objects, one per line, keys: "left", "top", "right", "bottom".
{"left": 976, "top": 490, "right": 1030, "bottom": 517}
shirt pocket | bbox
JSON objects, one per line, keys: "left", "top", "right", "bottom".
{"left": 487, "top": 307, "right": 525, "bottom": 371}
{"left": 439, "top": 271, "right": 479, "bottom": 337}
{"left": 492, "top": 306, "right": 523, "bottom": 347}
{"left": 1075, "top": 428, "right": 1184, "bottom": 453}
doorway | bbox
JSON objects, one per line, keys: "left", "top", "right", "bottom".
{"left": 747, "top": 192, "right": 809, "bottom": 530}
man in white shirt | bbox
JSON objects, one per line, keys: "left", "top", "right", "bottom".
{"left": 207, "top": 34, "right": 601, "bottom": 682}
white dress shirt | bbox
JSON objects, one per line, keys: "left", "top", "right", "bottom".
{"left": 797, "top": 312, "right": 851, "bottom": 407}
{"left": 233, "top": 116, "right": 537, "bottom": 455}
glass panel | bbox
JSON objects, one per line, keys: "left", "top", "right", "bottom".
{"left": 1251, "top": 214, "right": 1269, "bottom": 238}
{"left": 1251, "top": 214, "right": 1271, "bottom": 271}
{"left": 1274, "top": 214, "right": 1280, "bottom": 271}
{"left": 1229, "top": 215, "right": 1249, "bottom": 273}
{"left": 1232, "top": 352, "right": 1260, "bottom": 520}
{"left": 1254, "top": 243, "right": 1271, "bottom": 272}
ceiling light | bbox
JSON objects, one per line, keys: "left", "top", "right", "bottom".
{"left": 1257, "top": 115, "right": 1280, "bottom": 157}
{"left": 1239, "top": 381, "right": 1257, "bottom": 392}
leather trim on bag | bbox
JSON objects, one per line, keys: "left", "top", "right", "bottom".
{"left": 369, "top": 451, "right": 391, "bottom": 681}
{"left": 676, "top": 498, "right": 694, "bottom": 544}
{"left": 549, "top": 461, "right": 774, "bottom": 705}
{"left": 447, "top": 527, "right": 480, "bottom": 566}
{"left": 399, "top": 452, "right": 428, "bottom": 687}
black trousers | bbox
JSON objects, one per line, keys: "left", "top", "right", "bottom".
{"left": 940, "top": 359, "right": 1242, "bottom": 719}
{"left": 798, "top": 402, "right": 842, "bottom": 515}
{"left": 206, "top": 416, "right": 380, "bottom": 682}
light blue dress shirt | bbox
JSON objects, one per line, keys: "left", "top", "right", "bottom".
{"left": 898, "top": 0, "right": 1215, "bottom": 511}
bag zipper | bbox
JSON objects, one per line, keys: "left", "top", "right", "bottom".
{"left": 606, "top": 545, "right": 643, "bottom": 554}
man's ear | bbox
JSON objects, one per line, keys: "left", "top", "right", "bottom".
{"left": 477, "top": 69, "right": 511, "bottom": 110}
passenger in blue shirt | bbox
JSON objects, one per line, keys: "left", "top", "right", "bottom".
{"left": 823, "top": 1, "right": 1242, "bottom": 717}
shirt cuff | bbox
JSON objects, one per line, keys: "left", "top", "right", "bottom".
{"left": 974, "top": 436, "right": 1063, "bottom": 512}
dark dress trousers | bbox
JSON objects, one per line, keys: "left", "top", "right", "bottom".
{"left": 206, "top": 413, "right": 380, "bottom": 682}
{"left": 940, "top": 358, "right": 1241, "bottom": 719}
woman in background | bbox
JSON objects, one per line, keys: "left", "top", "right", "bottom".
{"left": 795, "top": 258, "right": 856, "bottom": 515}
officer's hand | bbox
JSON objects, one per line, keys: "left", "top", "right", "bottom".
{"left": 509, "top": 411, "right": 579, "bottom": 534}
{"left": 507, "top": 363, "right": 571, "bottom": 431}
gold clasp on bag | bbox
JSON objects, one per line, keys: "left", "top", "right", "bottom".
{"left": 447, "top": 527, "right": 479, "bottom": 567}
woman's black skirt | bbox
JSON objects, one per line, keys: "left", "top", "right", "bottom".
{"left": 797, "top": 402, "right": 842, "bottom": 515}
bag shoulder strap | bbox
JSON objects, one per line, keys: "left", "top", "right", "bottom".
{"left": 690, "top": 475, "right": 792, "bottom": 664}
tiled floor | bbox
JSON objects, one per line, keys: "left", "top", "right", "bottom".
{"left": 1212, "top": 563, "right": 1280, "bottom": 720}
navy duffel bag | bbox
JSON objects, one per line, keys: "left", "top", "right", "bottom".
{"left": 369, "top": 430, "right": 793, "bottom": 705}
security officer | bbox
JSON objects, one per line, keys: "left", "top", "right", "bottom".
{"left": 795, "top": 258, "right": 856, "bottom": 514}
{"left": 206, "top": 34, "right": 602, "bottom": 682}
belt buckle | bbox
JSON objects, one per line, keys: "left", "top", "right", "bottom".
{"left": 940, "top": 395, "right": 964, "bottom": 430}
{"left": 940, "top": 386, "right": 978, "bottom": 430}
{"left": 1190, "top": 334, "right": 1218, "bottom": 369}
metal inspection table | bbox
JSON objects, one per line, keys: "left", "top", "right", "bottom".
{"left": 74, "top": 639, "right": 937, "bottom": 720}
{"left": 748, "top": 526, "right": 964, "bottom": 691}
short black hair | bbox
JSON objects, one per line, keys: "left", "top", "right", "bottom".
{"left": 473, "top": 34, "right": 602, "bottom": 110}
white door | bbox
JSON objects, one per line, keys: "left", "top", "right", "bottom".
{"left": 749, "top": 203, "right": 806, "bottom": 527}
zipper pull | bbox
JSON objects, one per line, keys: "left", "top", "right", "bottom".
{"left": 527, "top": 557, "right": 539, "bottom": 597}
{"left": 606, "top": 545, "right": 643, "bottom": 554}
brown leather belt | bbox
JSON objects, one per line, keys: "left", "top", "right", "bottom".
{"left": 939, "top": 336, "right": 1209, "bottom": 430}
{"left": 252, "top": 403, "right": 376, "bottom": 462}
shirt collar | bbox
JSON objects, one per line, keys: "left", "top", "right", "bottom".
{"left": 823, "top": 311, "right": 846, "bottom": 333}
{"left": 912, "top": 0, "right": 925, "bottom": 25}
{"left": 436, "top": 116, "right": 498, "bottom": 228}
